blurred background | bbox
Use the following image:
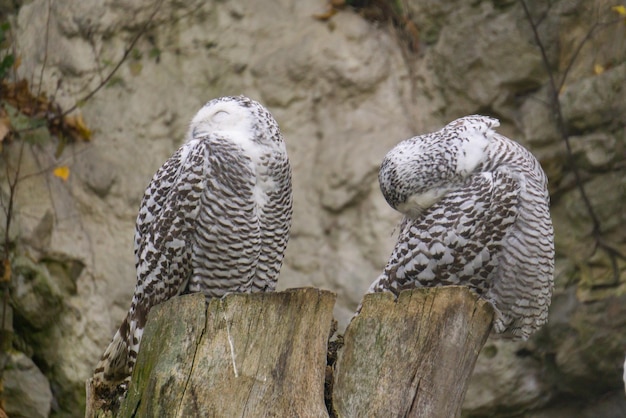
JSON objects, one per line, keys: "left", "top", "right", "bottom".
{"left": 0, "top": 0, "right": 625, "bottom": 416}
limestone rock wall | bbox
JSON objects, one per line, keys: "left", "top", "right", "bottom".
{"left": 2, "top": 0, "right": 625, "bottom": 416}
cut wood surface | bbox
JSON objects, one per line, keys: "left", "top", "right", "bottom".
{"left": 332, "top": 286, "right": 494, "bottom": 418}
{"left": 117, "top": 288, "right": 336, "bottom": 417}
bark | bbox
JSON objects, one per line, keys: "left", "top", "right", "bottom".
{"left": 119, "top": 288, "right": 335, "bottom": 417}
{"left": 333, "top": 286, "right": 494, "bottom": 418}
{"left": 86, "top": 286, "right": 493, "bottom": 418}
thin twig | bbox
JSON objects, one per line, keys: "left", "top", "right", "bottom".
{"left": 59, "top": 0, "right": 164, "bottom": 118}
{"left": 17, "top": 144, "right": 90, "bottom": 182}
{"left": 558, "top": 18, "right": 623, "bottom": 92}
{"left": 520, "top": 0, "right": 598, "bottom": 227}
{"left": 35, "top": 0, "right": 52, "bottom": 98}
{"left": 519, "top": 0, "right": 625, "bottom": 281}
{"left": 1, "top": 140, "right": 24, "bottom": 342}
{"left": 2, "top": 141, "right": 24, "bottom": 257}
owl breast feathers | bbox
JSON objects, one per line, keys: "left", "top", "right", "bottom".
{"left": 371, "top": 115, "right": 554, "bottom": 340}
{"left": 93, "top": 96, "right": 293, "bottom": 388}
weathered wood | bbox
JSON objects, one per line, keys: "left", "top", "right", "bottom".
{"left": 84, "top": 379, "right": 112, "bottom": 418}
{"left": 332, "top": 286, "right": 494, "bottom": 418}
{"left": 87, "top": 286, "right": 494, "bottom": 417}
{"left": 116, "top": 288, "right": 336, "bottom": 417}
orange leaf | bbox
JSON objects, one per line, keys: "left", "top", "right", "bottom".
{"left": 0, "top": 111, "right": 10, "bottom": 142}
{"left": 611, "top": 5, "right": 626, "bottom": 16}
{"left": 53, "top": 166, "right": 70, "bottom": 181}
{"left": 593, "top": 63, "right": 605, "bottom": 75}
{"left": 1, "top": 259, "right": 11, "bottom": 283}
{"left": 64, "top": 113, "right": 92, "bottom": 141}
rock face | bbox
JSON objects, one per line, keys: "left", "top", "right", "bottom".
{"left": 3, "top": 352, "right": 53, "bottom": 418}
{"left": 2, "top": 0, "right": 625, "bottom": 416}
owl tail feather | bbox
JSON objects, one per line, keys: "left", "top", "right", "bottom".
{"left": 92, "top": 314, "right": 135, "bottom": 387}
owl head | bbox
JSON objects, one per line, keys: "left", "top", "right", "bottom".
{"left": 187, "top": 96, "right": 284, "bottom": 149}
{"left": 379, "top": 115, "right": 497, "bottom": 218}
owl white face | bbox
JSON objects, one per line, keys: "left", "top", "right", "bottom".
{"left": 189, "top": 97, "right": 255, "bottom": 140}
{"left": 187, "top": 96, "right": 285, "bottom": 158}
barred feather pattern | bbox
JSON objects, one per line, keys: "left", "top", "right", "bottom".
{"left": 93, "top": 96, "right": 293, "bottom": 389}
{"left": 371, "top": 115, "right": 554, "bottom": 340}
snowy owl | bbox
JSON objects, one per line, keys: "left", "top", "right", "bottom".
{"left": 93, "top": 95, "right": 293, "bottom": 390}
{"left": 370, "top": 115, "right": 554, "bottom": 340}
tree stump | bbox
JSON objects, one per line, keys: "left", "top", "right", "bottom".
{"left": 116, "top": 288, "right": 334, "bottom": 417}
{"left": 333, "top": 286, "right": 494, "bottom": 418}
{"left": 86, "top": 286, "right": 493, "bottom": 417}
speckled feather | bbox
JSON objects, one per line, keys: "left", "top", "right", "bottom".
{"left": 371, "top": 115, "right": 554, "bottom": 340}
{"left": 93, "top": 96, "right": 292, "bottom": 387}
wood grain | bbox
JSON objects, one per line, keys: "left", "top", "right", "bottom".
{"left": 333, "top": 286, "right": 494, "bottom": 418}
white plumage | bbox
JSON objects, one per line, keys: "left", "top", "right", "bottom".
{"left": 623, "top": 354, "right": 626, "bottom": 395}
{"left": 371, "top": 115, "right": 554, "bottom": 340}
{"left": 93, "top": 96, "right": 292, "bottom": 390}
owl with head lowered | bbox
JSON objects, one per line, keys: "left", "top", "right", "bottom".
{"left": 371, "top": 115, "right": 554, "bottom": 340}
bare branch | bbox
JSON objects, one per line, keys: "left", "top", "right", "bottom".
{"left": 519, "top": 0, "right": 625, "bottom": 281}
{"left": 3, "top": 141, "right": 24, "bottom": 250}
{"left": 1, "top": 140, "right": 25, "bottom": 345}
{"left": 558, "top": 17, "right": 623, "bottom": 92}
{"left": 17, "top": 144, "right": 90, "bottom": 182}
{"left": 60, "top": 0, "right": 164, "bottom": 118}
{"left": 35, "top": 0, "right": 52, "bottom": 98}
{"left": 520, "top": 0, "right": 598, "bottom": 225}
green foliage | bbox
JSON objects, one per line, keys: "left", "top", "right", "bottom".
{"left": 148, "top": 47, "right": 161, "bottom": 61}
{"left": 0, "top": 54, "right": 14, "bottom": 79}
{"left": 0, "top": 22, "right": 11, "bottom": 45}
{"left": 3, "top": 104, "right": 49, "bottom": 144}
{"left": 0, "top": 21, "right": 14, "bottom": 79}
{"left": 4, "top": 105, "right": 42, "bottom": 130}
{"left": 105, "top": 75, "right": 125, "bottom": 88}
{"left": 131, "top": 48, "right": 142, "bottom": 60}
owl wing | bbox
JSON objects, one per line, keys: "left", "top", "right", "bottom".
{"left": 251, "top": 150, "right": 293, "bottom": 292}
{"left": 93, "top": 140, "right": 209, "bottom": 385}
{"left": 372, "top": 170, "right": 520, "bottom": 297}
{"left": 132, "top": 139, "right": 213, "bottom": 323}
{"left": 489, "top": 140, "right": 554, "bottom": 338}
